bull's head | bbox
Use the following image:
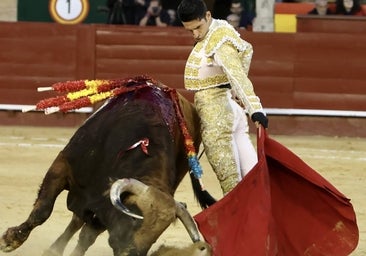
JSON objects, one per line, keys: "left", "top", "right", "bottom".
{"left": 110, "top": 178, "right": 201, "bottom": 243}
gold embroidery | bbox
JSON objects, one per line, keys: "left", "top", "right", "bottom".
{"left": 215, "top": 39, "right": 262, "bottom": 115}
{"left": 194, "top": 41, "right": 204, "bottom": 52}
{"left": 194, "top": 88, "right": 239, "bottom": 193}
{"left": 184, "top": 20, "right": 252, "bottom": 91}
{"left": 185, "top": 75, "right": 228, "bottom": 89}
{"left": 205, "top": 26, "right": 244, "bottom": 57}
{"left": 185, "top": 66, "right": 199, "bottom": 77}
{"left": 187, "top": 54, "right": 201, "bottom": 66}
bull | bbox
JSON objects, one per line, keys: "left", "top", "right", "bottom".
{"left": 150, "top": 241, "right": 212, "bottom": 255}
{"left": 0, "top": 77, "right": 215, "bottom": 255}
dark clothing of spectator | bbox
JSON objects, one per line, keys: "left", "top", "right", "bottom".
{"left": 238, "top": 11, "right": 255, "bottom": 30}
{"left": 161, "top": 0, "right": 181, "bottom": 26}
{"left": 106, "top": 0, "right": 136, "bottom": 24}
{"left": 335, "top": 0, "right": 365, "bottom": 15}
{"left": 139, "top": 0, "right": 171, "bottom": 26}
{"left": 167, "top": 9, "right": 182, "bottom": 26}
{"left": 228, "top": 1, "right": 255, "bottom": 30}
{"left": 134, "top": 0, "right": 149, "bottom": 24}
{"left": 106, "top": 0, "right": 148, "bottom": 25}
{"left": 143, "top": 10, "right": 171, "bottom": 26}
{"left": 161, "top": 0, "right": 180, "bottom": 10}
{"left": 213, "top": 0, "right": 231, "bottom": 19}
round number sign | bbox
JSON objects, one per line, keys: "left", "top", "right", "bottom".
{"left": 49, "top": 0, "right": 89, "bottom": 24}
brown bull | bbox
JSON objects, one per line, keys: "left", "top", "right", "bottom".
{"left": 0, "top": 78, "right": 215, "bottom": 255}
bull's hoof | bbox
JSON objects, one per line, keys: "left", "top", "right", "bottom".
{"left": 0, "top": 226, "right": 30, "bottom": 252}
{"left": 0, "top": 236, "right": 11, "bottom": 252}
{"left": 0, "top": 235, "right": 17, "bottom": 252}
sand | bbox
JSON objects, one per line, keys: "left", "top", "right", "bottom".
{"left": 0, "top": 126, "right": 365, "bottom": 255}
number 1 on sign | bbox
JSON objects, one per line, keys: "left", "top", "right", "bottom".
{"left": 49, "top": 0, "right": 89, "bottom": 24}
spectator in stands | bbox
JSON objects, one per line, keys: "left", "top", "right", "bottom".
{"left": 335, "top": 0, "right": 365, "bottom": 15}
{"left": 226, "top": 13, "right": 241, "bottom": 29}
{"left": 134, "top": 0, "right": 149, "bottom": 24}
{"left": 167, "top": 9, "right": 182, "bottom": 26}
{"left": 106, "top": 0, "right": 136, "bottom": 24}
{"left": 161, "top": 0, "right": 182, "bottom": 26}
{"left": 161, "top": 0, "right": 180, "bottom": 12}
{"left": 105, "top": 0, "right": 148, "bottom": 25}
{"left": 213, "top": 0, "right": 231, "bottom": 19}
{"left": 139, "top": 0, "right": 171, "bottom": 26}
{"left": 227, "top": 0, "right": 255, "bottom": 30}
{"left": 308, "top": 0, "right": 333, "bottom": 15}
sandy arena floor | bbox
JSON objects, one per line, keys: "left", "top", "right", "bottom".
{"left": 0, "top": 126, "right": 365, "bottom": 255}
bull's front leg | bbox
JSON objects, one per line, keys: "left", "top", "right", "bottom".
{"left": 69, "top": 222, "right": 105, "bottom": 256}
{"left": 0, "top": 153, "right": 70, "bottom": 252}
{"left": 42, "top": 213, "right": 84, "bottom": 256}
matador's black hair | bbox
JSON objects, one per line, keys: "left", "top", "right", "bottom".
{"left": 177, "top": 0, "right": 208, "bottom": 22}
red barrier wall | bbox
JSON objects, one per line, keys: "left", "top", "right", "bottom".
{"left": 297, "top": 15, "right": 366, "bottom": 33}
{"left": 0, "top": 22, "right": 365, "bottom": 136}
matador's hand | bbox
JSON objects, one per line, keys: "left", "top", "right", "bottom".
{"left": 251, "top": 112, "right": 268, "bottom": 129}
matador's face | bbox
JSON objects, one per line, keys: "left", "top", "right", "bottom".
{"left": 181, "top": 11, "right": 212, "bottom": 43}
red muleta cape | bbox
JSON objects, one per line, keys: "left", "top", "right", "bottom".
{"left": 194, "top": 127, "right": 359, "bottom": 256}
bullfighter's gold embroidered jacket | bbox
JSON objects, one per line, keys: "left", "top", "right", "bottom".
{"left": 184, "top": 19, "right": 264, "bottom": 116}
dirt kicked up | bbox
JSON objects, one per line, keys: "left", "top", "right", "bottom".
{"left": 0, "top": 126, "right": 365, "bottom": 255}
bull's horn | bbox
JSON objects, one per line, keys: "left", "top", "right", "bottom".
{"left": 175, "top": 201, "right": 201, "bottom": 243}
{"left": 110, "top": 178, "right": 147, "bottom": 220}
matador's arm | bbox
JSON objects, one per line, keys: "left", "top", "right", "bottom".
{"left": 214, "top": 42, "right": 265, "bottom": 117}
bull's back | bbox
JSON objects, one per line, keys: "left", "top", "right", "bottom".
{"left": 63, "top": 86, "right": 181, "bottom": 218}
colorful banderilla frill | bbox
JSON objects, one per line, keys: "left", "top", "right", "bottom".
{"left": 33, "top": 75, "right": 153, "bottom": 114}
{"left": 168, "top": 89, "right": 204, "bottom": 187}
{"left": 27, "top": 75, "right": 205, "bottom": 189}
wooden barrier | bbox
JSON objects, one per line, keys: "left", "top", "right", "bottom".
{"left": 0, "top": 22, "right": 365, "bottom": 136}
{"left": 245, "top": 32, "right": 366, "bottom": 111}
{"left": 93, "top": 25, "right": 194, "bottom": 100}
{"left": 275, "top": 2, "right": 315, "bottom": 14}
{"left": 0, "top": 22, "right": 95, "bottom": 104}
{"left": 297, "top": 15, "right": 366, "bottom": 33}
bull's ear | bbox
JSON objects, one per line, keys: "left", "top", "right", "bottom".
{"left": 103, "top": 177, "right": 117, "bottom": 197}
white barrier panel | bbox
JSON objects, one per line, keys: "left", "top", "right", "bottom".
{"left": 0, "top": 104, "right": 93, "bottom": 113}
{"left": 1, "top": 104, "right": 366, "bottom": 118}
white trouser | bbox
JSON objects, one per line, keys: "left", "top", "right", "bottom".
{"left": 228, "top": 93, "right": 258, "bottom": 180}
{"left": 195, "top": 88, "right": 258, "bottom": 194}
